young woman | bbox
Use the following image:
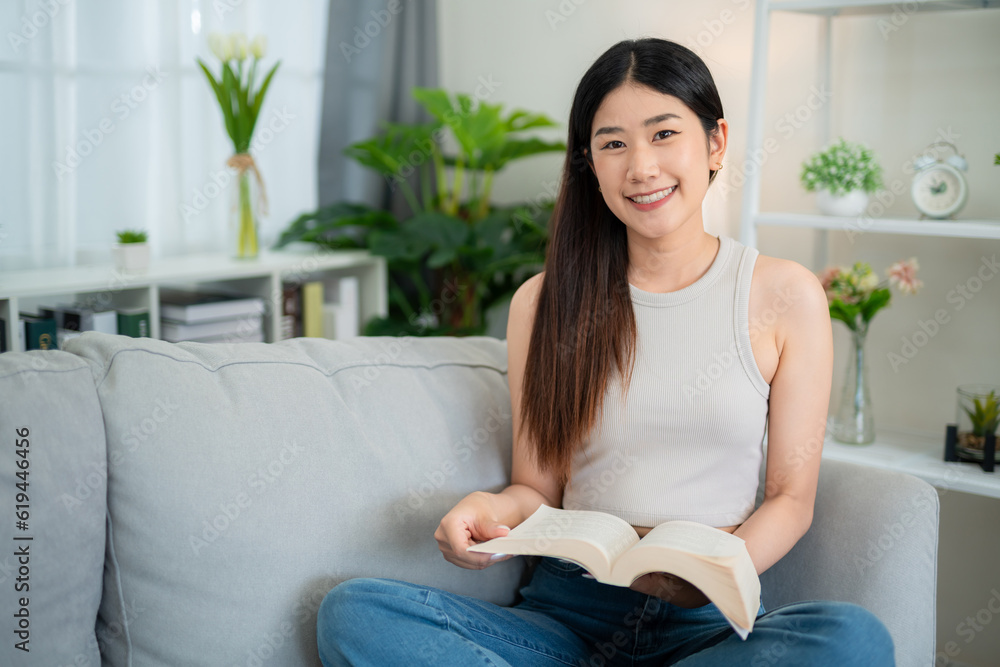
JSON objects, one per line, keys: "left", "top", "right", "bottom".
{"left": 317, "top": 38, "right": 895, "bottom": 666}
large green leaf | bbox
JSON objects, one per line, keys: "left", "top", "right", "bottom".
{"left": 344, "top": 122, "right": 440, "bottom": 178}
{"left": 273, "top": 202, "right": 397, "bottom": 249}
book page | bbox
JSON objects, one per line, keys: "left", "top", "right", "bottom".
{"left": 637, "top": 520, "right": 745, "bottom": 558}
{"left": 608, "top": 521, "right": 760, "bottom": 638}
{"left": 468, "top": 506, "right": 640, "bottom": 580}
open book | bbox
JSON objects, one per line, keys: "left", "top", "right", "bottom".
{"left": 468, "top": 505, "right": 760, "bottom": 639}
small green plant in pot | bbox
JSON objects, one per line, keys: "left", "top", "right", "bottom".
{"left": 801, "top": 138, "right": 883, "bottom": 217}
{"left": 112, "top": 229, "right": 150, "bottom": 273}
{"left": 275, "top": 87, "right": 565, "bottom": 336}
{"left": 956, "top": 385, "right": 1000, "bottom": 462}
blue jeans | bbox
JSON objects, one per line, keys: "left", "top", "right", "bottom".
{"left": 317, "top": 557, "right": 894, "bottom": 666}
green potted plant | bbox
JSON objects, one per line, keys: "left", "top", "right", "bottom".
{"left": 197, "top": 32, "right": 280, "bottom": 260}
{"left": 801, "top": 137, "right": 883, "bottom": 217}
{"left": 956, "top": 385, "right": 1000, "bottom": 462}
{"left": 113, "top": 229, "right": 149, "bottom": 273}
{"left": 275, "top": 87, "right": 565, "bottom": 336}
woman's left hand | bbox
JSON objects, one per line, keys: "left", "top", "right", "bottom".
{"left": 629, "top": 573, "right": 710, "bottom": 608}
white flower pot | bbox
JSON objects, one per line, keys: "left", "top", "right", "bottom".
{"left": 816, "top": 189, "right": 869, "bottom": 217}
{"left": 112, "top": 243, "right": 150, "bottom": 273}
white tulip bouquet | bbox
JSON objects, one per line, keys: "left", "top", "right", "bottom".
{"left": 197, "top": 32, "right": 280, "bottom": 258}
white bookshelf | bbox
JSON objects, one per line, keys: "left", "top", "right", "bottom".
{"left": 753, "top": 213, "right": 1000, "bottom": 241}
{"left": 0, "top": 248, "right": 387, "bottom": 350}
{"left": 739, "top": 0, "right": 1000, "bottom": 255}
{"left": 741, "top": 1, "right": 1000, "bottom": 491}
{"left": 821, "top": 429, "right": 1000, "bottom": 499}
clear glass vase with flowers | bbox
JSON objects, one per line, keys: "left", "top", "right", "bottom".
{"left": 197, "top": 32, "right": 280, "bottom": 259}
{"left": 819, "top": 258, "right": 922, "bottom": 444}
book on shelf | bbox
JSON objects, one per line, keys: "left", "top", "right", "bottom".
{"left": 468, "top": 505, "right": 760, "bottom": 640}
{"left": 332, "top": 276, "right": 360, "bottom": 339}
{"left": 116, "top": 307, "right": 150, "bottom": 338}
{"left": 40, "top": 305, "right": 118, "bottom": 335}
{"left": 161, "top": 313, "right": 262, "bottom": 343}
{"left": 301, "top": 282, "right": 324, "bottom": 338}
{"left": 280, "top": 283, "right": 302, "bottom": 340}
{"left": 159, "top": 289, "right": 265, "bottom": 324}
{"left": 19, "top": 313, "right": 58, "bottom": 351}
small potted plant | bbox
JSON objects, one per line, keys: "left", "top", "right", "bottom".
{"left": 956, "top": 385, "right": 1000, "bottom": 462}
{"left": 113, "top": 229, "right": 149, "bottom": 273}
{"left": 801, "top": 137, "right": 883, "bottom": 217}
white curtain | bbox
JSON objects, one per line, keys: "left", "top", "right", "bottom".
{"left": 0, "top": 0, "right": 329, "bottom": 271}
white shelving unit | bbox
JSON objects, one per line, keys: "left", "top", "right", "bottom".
{"left": 740, "top": 0, "right": 1000, "bottom": 496}
{"left": 0, "top": 248, "right": 387, "bottom": 350}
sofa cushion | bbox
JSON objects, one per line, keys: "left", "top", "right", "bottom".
{"left": 0, "top": 350, "right": 106, "bottom": 667}
{"left": 65, "top": 332, "right": 522, "bottom": 667}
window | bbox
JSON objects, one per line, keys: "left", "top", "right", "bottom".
{"left": 0, "top": 0, "right": 329, "bottom": 270}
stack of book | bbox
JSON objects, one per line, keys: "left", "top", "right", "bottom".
{"left": 160, "top": 289, "right": 265, "bottom": 344}
{"left": 40, "top": 304, "right": 118, "bottom": 348}
{"left": 278, "top": 277, "right": 360, "bottom": 341}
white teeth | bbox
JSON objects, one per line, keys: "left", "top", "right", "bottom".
{"left": 629, "top": 186, "right": 675, "bottom": 204}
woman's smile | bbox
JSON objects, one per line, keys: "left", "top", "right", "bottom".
{"left": 625, "top": 184, "right": 677, "bottom": 209}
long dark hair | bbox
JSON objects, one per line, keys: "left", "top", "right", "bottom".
{"left": 520, "top": 38, "right": 726, "bottom": 483}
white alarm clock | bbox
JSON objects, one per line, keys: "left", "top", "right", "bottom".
{"left": 911, "top": 141, "right": 968, "bottom": 220}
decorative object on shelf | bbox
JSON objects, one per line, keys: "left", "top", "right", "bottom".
{"left": 819, "top": 258, "right": 922, "bottom": 444}
{"left": 197, "top": 32, "right": 280, "bottom": 260}
{"left": 943, "top": 385, "right": 999, "bottom": 472}
{"left": 801, "top": 137, "right": 883, "bottom": 217}
{"left": 112, "top": 229, "right": 149, "bottom": 273}
{"left": 275, "top": 87, "right": 565, "bottom": 336}
{"left": 911, "top": 141, "right": 968, "bottom": 220}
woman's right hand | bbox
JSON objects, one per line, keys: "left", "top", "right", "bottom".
{"left": 434, "top": 491, "right": 516, "bottom": 569}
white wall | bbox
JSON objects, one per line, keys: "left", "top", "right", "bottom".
{"left": 438, "top": 2, "right": 1000, "bottom": 665}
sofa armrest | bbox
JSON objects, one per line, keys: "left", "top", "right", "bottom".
{"left": 759, "top": 458, "right": 939, "bottom": 667}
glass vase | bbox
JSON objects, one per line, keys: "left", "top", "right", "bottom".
{"left": 832, "top": 324, "right": 876, "bottom": 444}
{"left": 231, "top": 169, "right": 259, "bottom": 259}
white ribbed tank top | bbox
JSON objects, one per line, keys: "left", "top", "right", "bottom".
{"left": 562, "top": 234, "right": 770, "bottom": 528}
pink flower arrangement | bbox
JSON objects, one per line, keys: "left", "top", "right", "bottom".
{"left": 887, "top": 258, "right": 923, "bottom": 295}
{"left": 818, "top": 258, "right": 921, "bottom": 333}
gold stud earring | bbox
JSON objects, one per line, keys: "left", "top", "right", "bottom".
{"left": 598, "top": 186, "right": 602, "bottom": 192}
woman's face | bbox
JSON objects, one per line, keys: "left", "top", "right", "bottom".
{"left": 588, "top": 84, "right": 726, "bottom": 242}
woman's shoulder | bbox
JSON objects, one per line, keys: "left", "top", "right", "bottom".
{"left": 750, "top": 252, "right": 830, "bottom": 345}
{"left": 507, "top": 272, "right": 545, "bottom": 339}
{"left": 751, "top": 252, "right": 825, "bottom": 304}
{"left": 510, "top": 271, "right": 545, "bottom": 314}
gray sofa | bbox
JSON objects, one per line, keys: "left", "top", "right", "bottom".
{"left": 0, "top": 333, "right": 938, "bottom": 666}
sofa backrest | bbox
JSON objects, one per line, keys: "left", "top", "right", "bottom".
{"left": 0, "top": 349, "right": 107, "bottom": 666}
{"left": 2, "top": 333, "right": 525, "bottom": 667}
